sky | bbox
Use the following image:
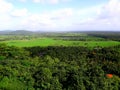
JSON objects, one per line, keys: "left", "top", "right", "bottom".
{"left": 0, "top": 0, "right": 120, "bottom": 31}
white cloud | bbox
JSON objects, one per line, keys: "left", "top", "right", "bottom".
{"left": 33, "top": 0, "right": 44, "bottom": 3}
{"left": 11, "top": 8, "right": 28, "bottom": 17}
{"left": 19, "top": 13, "right": 57, "bottom": 30}
{"left": 0, "top": 0, "right": 29, "bottom": 30}
{"left": 0, "top": 0, "right": 14, "bottom": 30}
{"left": 1, "top": 0, "right": 120, "bottom": 31}
{"left": 49, "top": 0, "right": 58, "bottom": 4}
{"left": 0, "top": 0, "right": 73, "bottom": 30}
{"left": 0, "top": 0, "right": 13, "bottom": 14}
{"left": 96, "top": 0, "right": 120, "bottom": 26}
{"left": 18, "top": 8, "right": 73, "bottom": 30}
{"left": 78, "top": 5, "right": 102, "bottom": 16}
{"left": 19, "top": 0, "right": 27, "bottom": 2}
{"left": 73, "top": 0, "right": 120, "bottom": 30}
{"left": 98, "top": 0, "right": 120, "bottom": 18}
{"left": 32, "top": 0, "right": 70, "bottom": 4}
{"left": 0, "top": 15, "right": 13, "bottom": 29}
{"left": 50, "top": 8, "right": 73, "bottom": 19}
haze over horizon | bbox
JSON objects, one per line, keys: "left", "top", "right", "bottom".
{"left": 0, "top": 0, "right": 120, "bottom": 31}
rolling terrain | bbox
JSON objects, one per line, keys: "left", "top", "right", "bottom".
{"left": 0, "top": 31, "right": 120, "bottom": 47}
{"left": 0, "top": 31, "right": 120, "bottom": 90}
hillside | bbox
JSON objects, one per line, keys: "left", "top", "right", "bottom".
{"left": 8, "top": 30, "right": 35, "bottom": 35}
{"left": 0, "top": 30, "right": 12, "bottom": 34}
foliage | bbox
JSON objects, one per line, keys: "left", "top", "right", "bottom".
{"left": 0, "top": 44, "right": 120, "bottom": 90}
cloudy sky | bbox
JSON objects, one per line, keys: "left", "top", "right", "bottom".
{"left": 0, "top": 0, "right": 120, "bottom": 31}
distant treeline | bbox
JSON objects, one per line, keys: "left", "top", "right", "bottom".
{"left": 87, "top": 32, "right": 120, "bottom": 41}
{"left": 0, "top": 31, "right": 120, "bottom": 42}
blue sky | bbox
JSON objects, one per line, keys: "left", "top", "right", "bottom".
{"left": 0, "top": 0, "right": 120, "bottom": 31}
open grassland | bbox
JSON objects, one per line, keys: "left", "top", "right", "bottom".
{"left": 1, "top": 38, "right": 120, "bottom": 47}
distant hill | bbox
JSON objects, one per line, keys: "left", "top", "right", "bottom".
{"left": 8, "top": 30, "right": 35, "bottom": 35}
{"left": 0, "top": 30, "right": 13, "bottom": 34}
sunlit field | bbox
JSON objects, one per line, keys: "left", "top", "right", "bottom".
{"left": 1, "top": 38, "right": 120, "bottom": 47}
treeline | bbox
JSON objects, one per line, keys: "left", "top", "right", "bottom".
{"left": 53, "top": 36, "right": 105, "bottom": 41}
{"left": 0, "top": 44, "right": 120, "bottom": 90}
{"left": 0, "top": 35, "right": 38, "bottom": 41}
{"left": 87, "top": 32, "right": 120, "bottom": 41}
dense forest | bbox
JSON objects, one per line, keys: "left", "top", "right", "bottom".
{"left": 87, "top": 31, "right": 120, "bottom": 41}
{"left": 0, "top": 43, "right": 120, "bottom": 90}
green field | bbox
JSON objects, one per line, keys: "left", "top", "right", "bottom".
{"left": 1, "top": 38, "right": 120, "bottom": 47}
{"left": 1, "top": 31, "right": 120, "bottom": 47}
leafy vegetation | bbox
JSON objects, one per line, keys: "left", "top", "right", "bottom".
{"left": 0, "top": 31, "right": 120, "bottom": 90}
{"left": 0, "top": 43, "right": 120, "bottom": 90}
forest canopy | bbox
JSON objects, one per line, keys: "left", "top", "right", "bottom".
{"left": 0, "top": 43, "right": 120, "bottom": 90}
